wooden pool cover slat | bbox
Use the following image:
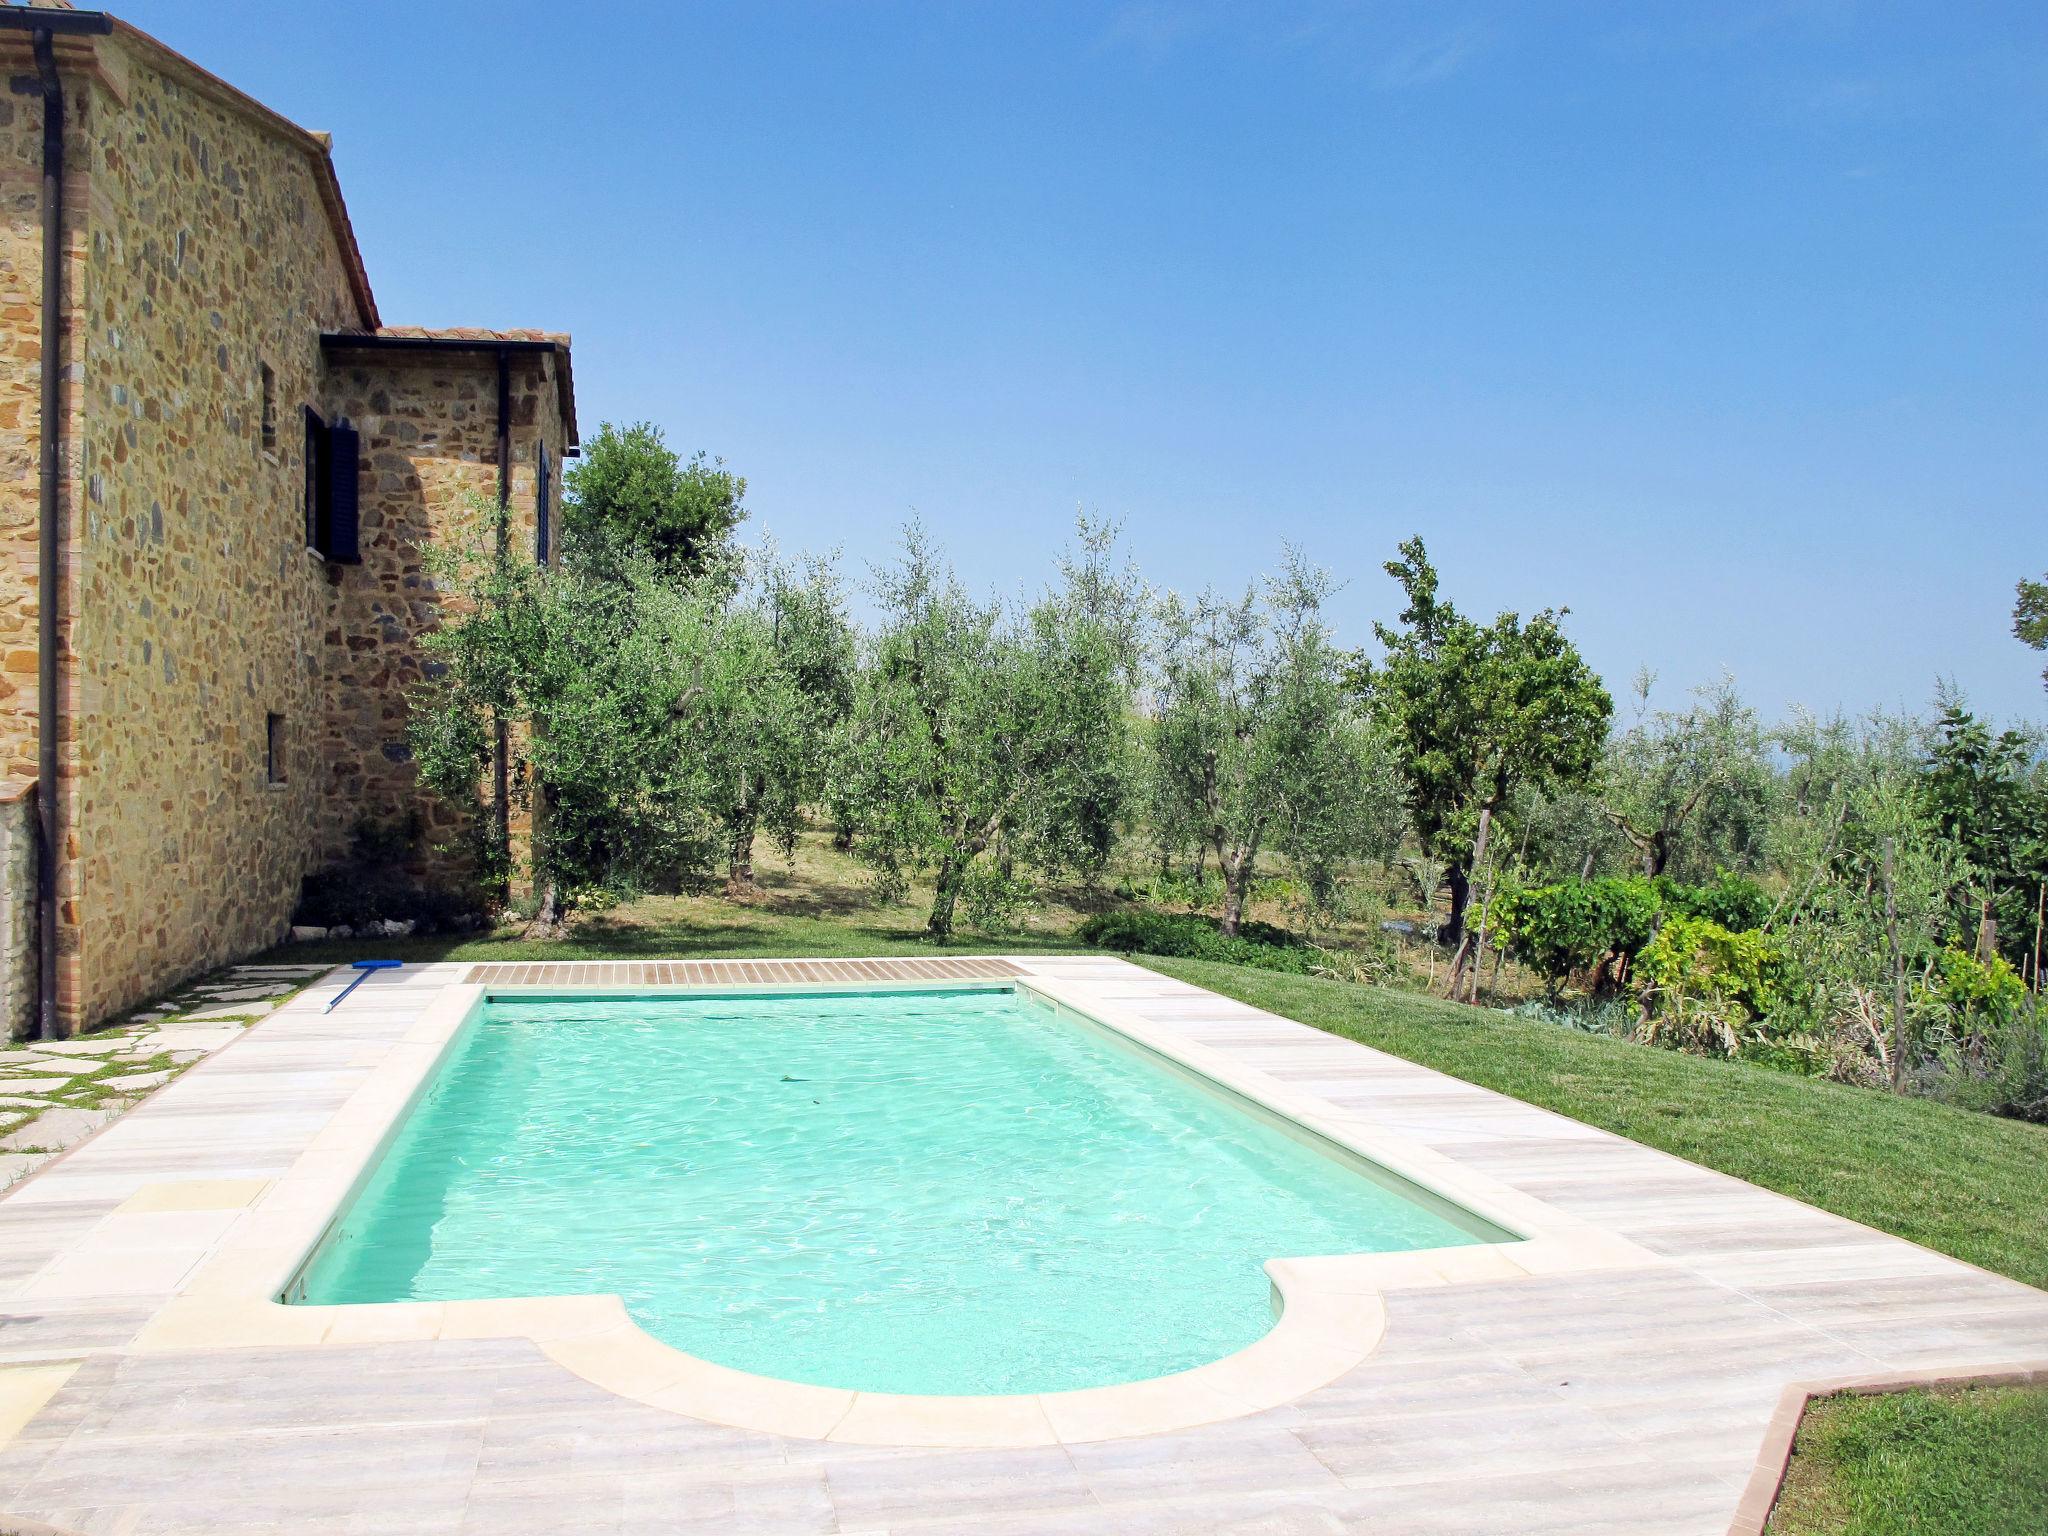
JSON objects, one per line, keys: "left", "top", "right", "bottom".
{"left": 461, "top": 956, "right": 1026, "bottom": 987}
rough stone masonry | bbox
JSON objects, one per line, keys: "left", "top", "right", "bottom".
{"left": 0, "top": 11, "right": 573, "bottom": 1034}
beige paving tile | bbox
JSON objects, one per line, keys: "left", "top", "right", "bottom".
{"left": 2, "top": 953, "right": 2043, "bottom": 1535}
{"left": 114, "top": 1180, "right": 271, "bottom": 1214}
{"left": 0, "top": 1362, "right": 77, "bottom": 1446}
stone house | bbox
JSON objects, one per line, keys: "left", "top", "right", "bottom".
{"left": 0, "top": 5, "right": 577, "bottom": 1036}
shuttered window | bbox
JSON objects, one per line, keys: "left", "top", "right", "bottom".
{"left": 326, "top": 421, "right": 360, "bottom": 563}
{"left": 302, "top": 409, "right": 361, "bottom": 564}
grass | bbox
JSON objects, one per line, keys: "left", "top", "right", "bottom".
{"left": 1767, "top": 1384, "right": 2048, "bottom": 1535}
{"left": 1136, "top": 958, "right": 2048, "bottom": 1291}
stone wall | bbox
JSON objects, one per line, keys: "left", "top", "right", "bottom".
{"left": 317, "top": 345, "right": 566, "bottom": 882}
{"left": 4, "top": 35, "right": 368, "bottom": 1029}
{"left": 0, "top": 27, "right": 573, "bottom": 1031}
{"left": 0, "top": 781, "right": 32, "bottom": 1040}
{"left": 0, "top": 39, "right": 87, "bottom": 898}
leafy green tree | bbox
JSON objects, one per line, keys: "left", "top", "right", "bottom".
{"left": 409, "top": 495, "right": 722, "bottom": 933}
{"left": 696, "top": 551, "right": 856, "bottom": 893}
{"left": 1150, "top": 559, "right": 1401, "bottom": 937}
{"left": 1770, "top": 715, "right": 1966, "bottom": 1089}
{"left": 1354, "top": 537, "right": 1612, "bottom": 950}
{"left": 835, "top": 522, "right": 1139, "bottom": 941}
{"left": 562, "top": 421, "right": 747, "bottom": 576}
{"left": 1601, "top": 672, "right": 1774, "bottom": 880}
{"left": 2016, "top": 572, "right": 2048, "bottom": 694}
{"left": 1921, "top": 697, "right": 2047, "bottom": 963}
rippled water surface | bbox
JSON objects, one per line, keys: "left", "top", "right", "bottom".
{"left": 299, "top": 987, "right": 1491, "bottom": 1394}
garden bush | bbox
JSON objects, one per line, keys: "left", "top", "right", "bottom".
{"left": 1652, "top": 871, "right": 1771, "bottom": 931}
{"left": 1076, "top": 908, "right": 1319, "bottom": 974}
{"left": 1492, "top": 877, "right": 1659, "bottom": 996}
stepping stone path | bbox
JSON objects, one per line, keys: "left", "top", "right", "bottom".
{"left": 177, "top": 1000, "right": 278, "bottom": 1023}
{"left": 0, "top": 958, "right": 332, "bottom": 1190}
{"left": 101, "top": 1069, "right": 172, "bottom": 1093}
{"left": 3, "top": 1055, "right": 95, "bottom": 1077}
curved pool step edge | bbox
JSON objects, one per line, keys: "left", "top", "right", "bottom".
{"left": 526, "top": 1256, "right": 1394, "bottom": 1447}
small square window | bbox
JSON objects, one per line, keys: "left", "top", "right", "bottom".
{"left": 266, "top": 712, "right": 286, "bottom": 784}
{"left": 259, "top": 363, "right": 277, "bottom": 452}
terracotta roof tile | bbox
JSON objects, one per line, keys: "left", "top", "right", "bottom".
{"left": 373, "top": 325, "right": 572, "bottom": 347}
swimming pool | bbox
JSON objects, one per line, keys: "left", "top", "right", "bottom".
{"left": 294, "top": 984, "right": 1509, "bottom": 1396}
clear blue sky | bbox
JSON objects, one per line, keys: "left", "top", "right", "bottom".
{"left": 121, "top": 1, "right": 2047, "bottom": 725}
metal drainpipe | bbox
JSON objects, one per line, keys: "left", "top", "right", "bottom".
{"left": 492, "top": 349, "right": 511, "bottom": 881}
{"left": 34, "top": 28, "right": 64, "bottom": 1042}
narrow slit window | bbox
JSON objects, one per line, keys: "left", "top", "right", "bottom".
{"left": 266, "top": 712, "right": 286, "bottom": 784}
{"left": 259, "top": 362, "right": 277, "bottom": 452}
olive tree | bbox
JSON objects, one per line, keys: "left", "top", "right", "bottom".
{"left": 695, "top": 551, "right": 856, "bottom": 893}
{"left": 1601, "top": 671, "right": 1774, "bottom": 881}
{"left": 409, "top": 495, "right": 723, "bottom": 933}
{"left": 1770, "top": 713, "right": 1965, "bottom": 1088}
{"left": 1149, "top": 558, "right": 1401, "bottom": 937}
{"left": 835, "top": 522, "right": 1139, "bottom": 941}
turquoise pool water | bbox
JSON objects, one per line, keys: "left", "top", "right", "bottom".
{"left": 296, "top": 986, "right": 1501, "bottom": 1395}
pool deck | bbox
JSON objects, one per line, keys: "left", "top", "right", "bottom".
{"left": 1, "top": 954, "right": 2044, "bottom": 1534}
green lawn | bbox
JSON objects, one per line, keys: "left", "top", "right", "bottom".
{"left": 1136, "top": 958, "right": 2048, "bottom": 1292}
{"left": 1767, "top": 1384, "right": 2048, "bottom": 1535}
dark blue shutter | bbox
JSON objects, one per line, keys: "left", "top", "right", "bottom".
{"left": 536, "top": 444, "right": 551, "bottom": 564}
{"left": 303, "top": 406, "right": 326, "bottom": 549}
{"left": 325, "top": 420, "right": 360, "bottom": 564}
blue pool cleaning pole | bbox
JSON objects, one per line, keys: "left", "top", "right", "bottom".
{"left": 326, "top": 958, "right": 403, "bottom": 1012}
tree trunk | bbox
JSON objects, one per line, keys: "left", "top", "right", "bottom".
{"left": 724, "top": 800, "right": 760, "bottom": 897}
{"left": 522, "top": 874, "right": 565, "bottom": 941}
{"left": 927, "top": 850, "right": 969, "bottom": 942}
{"left": 832, "top": 821, "right": 855, "bottom": 854}
{"left": 1441, "top": 862, "right": 1471, "bottom": 951}
{"left": 1446, "top": 809, "right": 1492, "bottom": 999}
{"left": 1219, "top": 851, "right": 1251, "bottom": 937}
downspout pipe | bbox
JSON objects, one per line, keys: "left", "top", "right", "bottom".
{"left": 34, "top": 27, "right": 64, "bottom": 1041}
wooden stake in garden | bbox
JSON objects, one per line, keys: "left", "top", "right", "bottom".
{"left": 2032, "top": 879, "right": 2044, "bottom": 997}
{"left": 1882, "top": 836, "right": 1907, "bottom": 1095}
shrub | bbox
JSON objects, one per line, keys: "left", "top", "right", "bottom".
{"left": 1921, "top": 953, "right": 2045, "bottom": 1122}
{"left": 292, "top": 863, "right": 475, "bottom": 933}
{"left": 1075, "top": 908, "right": 1318, "bottom": 974}
{"left": 1636, "top": 914, "right": 1796, "bottom": 1060}
{"left": 1503, "top": 995, "right": 1634, "bottom": 1036}
{"left": 1653, "top": 871, "right": 1771, "bottom": 932}
{"left": 1492, "top": 877, "right": 1659, "bottom": 996}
